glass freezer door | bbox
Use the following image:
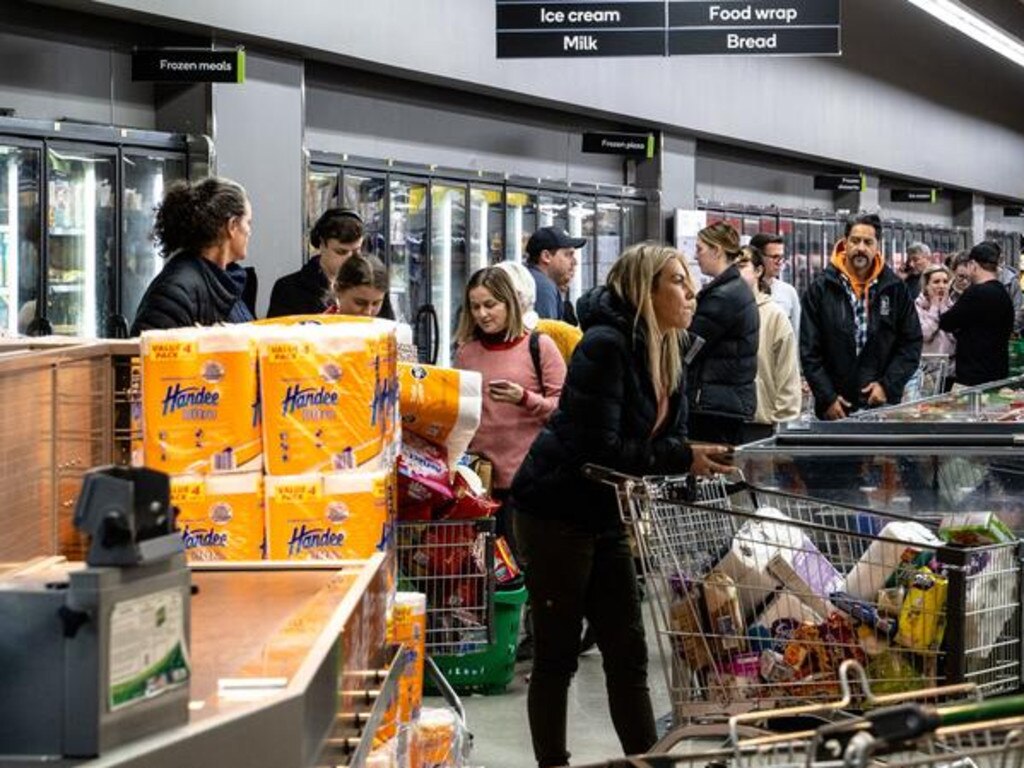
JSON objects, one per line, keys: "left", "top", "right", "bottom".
{"left": 307, "top": 166, "right": 339, "bottom": 236}
{"left": 389, "top": 177, "right": 428, "bottom": 355}
{"left": 430, "top": 183, "right": 466, "bottom": 367}
{"left": 46, "top": 146, "right": 116, "bottom": 337}
{"left": 469, "top": 185, "right": 504, "bottom": 273}
{"left": 567, "top": 196, "right": 593, "bottom": 299}
{"left": 121, "top": 152, "right": 186, "bottom": 331}
{"left": 595, "top": 198, "right": 621, "bottom": 288}
{"left": 342, "top": 170, "right": 387, "bottom": 262}
{"left": 505, "top": 188, "right": 537, "bottom": 261}
{"left": 0, "top": 145, "right": 41, "bottom": 335}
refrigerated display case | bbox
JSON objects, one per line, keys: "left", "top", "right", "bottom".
{"left": 506, "top": 188, "right": 537, "bottom": 261}
{"left": 737, "top": 376, "right": 1024, "bottom": 528}
{"left": 121, "top": 151, "right": 186, "bottom": 330}
{"left": 567, "top": 195, "right": 593, "bottom": 302}
{"left": 308, "top": 152, "right": 646, "bottom": 363}
{"left": 430, "top": 183, "right": 466, "bottom": 367}
{"left": 0, "top": 145, "right": 40, "bottom": 336}
{"left": 469, "top": 185, "right": 504, "bottom": 272}
{"left": 0, "top": 118, "right": 195, "bottom": 338}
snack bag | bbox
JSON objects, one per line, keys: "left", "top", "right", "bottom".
{"left": 895, "top": 568, "right": 948, "bottom": 651}
{"left": 172, "top": 472, "right": 264, "bottom": 561}
{"left": 259, "top": 322, "right": 394, "bottom": 475}
{"left": 141, "top": 326, "right": 261, "bottom": 474}
{"left": 397, "top": 432, "right": 453, "bottom": 516}
{"left": 398, "top": 363, "right": 481, "bottom": 463}
{"left": 265, "top": 470, "right": 390, "bottom": 560}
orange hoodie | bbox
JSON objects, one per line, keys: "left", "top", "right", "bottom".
{"left": 831, "top": 239, "right": 884, "bottom": 300}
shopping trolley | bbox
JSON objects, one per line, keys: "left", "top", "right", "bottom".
{"left": 575, "top": 660, "right": 1024, "bottom": 768}
{"left": 583, "top": 467, "right": 1024, "bottom": 731}
{"left": 394, "top": 518, "right": 496, "bottom": 655}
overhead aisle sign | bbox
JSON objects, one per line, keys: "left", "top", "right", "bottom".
{"left": 496, "top": 1, "right": 842, "bottom": 58}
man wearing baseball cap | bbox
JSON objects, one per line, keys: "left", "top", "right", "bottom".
{"left": 939, "top": 241, "right": 1014, "bottom": 386}
{"left": 524, "top": 226, "right": 586, "bottom": 321}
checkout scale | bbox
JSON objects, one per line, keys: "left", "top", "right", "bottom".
{"left": 0, "top": 467, "right": 192, "bottom": 758}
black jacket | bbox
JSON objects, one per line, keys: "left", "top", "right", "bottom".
{"left": 130, "top": 251, "right": 250, "bottom": 335}
{"left": 687, "top": 264, "right": 759, "bottom": 421}
{"left": 801, "top": 262, "right": 922, "bottom": 417}
{"left": 511, "top": 286, "right": 693, "bottom": 531}
{"left": 267, "top": 257, "right": 330, "bottom": 318}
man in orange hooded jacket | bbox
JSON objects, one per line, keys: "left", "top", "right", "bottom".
{"left": 800, "top": 213, "right": 923, "bottom": 420}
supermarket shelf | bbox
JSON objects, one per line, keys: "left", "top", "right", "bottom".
{"left": 49, "top": 227, "right": 86, "bottom": 236}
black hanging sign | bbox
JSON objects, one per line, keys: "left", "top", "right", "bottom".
{"left": 132, "top": 48, "right": 246, "bottom": 83}
{"left": 582, "top": 132, "right": 656, "bottom": 158}
{"left": 813, "top": 173, "right": 865, "bottom": 192}
{"left": 496, "top": 1, "right": 842, "bottom": 58}
{"left": 891, "top": 189, "right": 938, "bottom": 203}
{"left": 1003, "top": 206, "right": 1024, "bottom": 218}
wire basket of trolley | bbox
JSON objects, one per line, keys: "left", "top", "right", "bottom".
{"left": 582, "top": 465, "right": 1024, "bottom": 733}
{"left": 570, "top": 656, "right": 1024, "bottom": 768}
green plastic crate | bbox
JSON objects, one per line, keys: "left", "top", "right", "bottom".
{"left": 428, "top": 586, "right": 527, "bottom": 695}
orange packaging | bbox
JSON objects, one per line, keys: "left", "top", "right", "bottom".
{"left": 391, "top": 592, "right": 427, "bottom": 725}
{"left": 398, "top": 363, "right": 481, "bottom": 462}
{"left": 140, "top": 326, "right": 261, "bottom": 474}
{"left": 265, "top": 469, "right": 391, "bottom": 560}
{"left": 171, "top": 473, "right": 264, "bottom": 561}
{"left": 413, "top": 707, "right": 460, "bottom": 767}
{"left": 258, "top": 323, "right": 395, "bottom": 475}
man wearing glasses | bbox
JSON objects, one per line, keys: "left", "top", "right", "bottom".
{"left": 750, "top": 233, "right": 800, "bottom": 340}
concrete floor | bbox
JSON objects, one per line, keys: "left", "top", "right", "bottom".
{"left": 431, "top": 612, "right": 672, "bottom": 768}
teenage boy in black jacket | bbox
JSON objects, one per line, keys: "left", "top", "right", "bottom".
{"left": 801, "top": 213, "right": 922, "bottom": 420}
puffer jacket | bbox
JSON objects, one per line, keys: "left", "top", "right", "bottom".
{"left": 800, "top": 247, "right": 922, "bottom": 417}
{"left": 687, "top": 263, "right": 759, "bottom": 420}
{"left": 511, "top": 286, "right": 693, "bottom": 532}
{"left": 131, "top": 251, "right": 251, "bottom": 335}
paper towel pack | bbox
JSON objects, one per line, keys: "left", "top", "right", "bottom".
{"left": 141, "top": 326, "right": 261, "bottom": 474}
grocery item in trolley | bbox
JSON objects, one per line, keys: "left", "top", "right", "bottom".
{"left": 265, "top": 469, "right": 392, "bottom": 560}
{"left": 398, "top": 363, "right": 482, "bottom": 466}
{"left": 140, "top": 326, "right": 261, "bottom": 474}
{"left": 258, "top": 321, "right": 397, "bottom": 475}
{"left": 711, "top": 507, "right": 839, "bottom": 619}
{"left": 842, "top": 520, "right": 942, "bottom": 601}
{"left": 171, "top": 472, "right": 264, "bottom": 561}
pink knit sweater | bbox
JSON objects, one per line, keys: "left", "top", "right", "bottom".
{"left": 455, "top": 334, "right": 566, "bottom": 490}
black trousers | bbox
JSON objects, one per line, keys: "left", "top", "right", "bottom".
{"left": 515, "top": 511, "right": 657, "bottom": 768}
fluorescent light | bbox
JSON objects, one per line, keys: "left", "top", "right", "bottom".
{"left": 905, "top": 0, "right": 1024, "bottom": 68}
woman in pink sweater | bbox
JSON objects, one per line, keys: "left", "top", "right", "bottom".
{"left": 454, "top": 267, "right": 566, "bottom": 551}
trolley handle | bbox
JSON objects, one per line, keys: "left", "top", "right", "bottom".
{"left": 580, "top": 464, "right": 641, "bottom": 488}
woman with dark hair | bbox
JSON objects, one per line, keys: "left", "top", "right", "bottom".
{"left": 687, "top": 221, "right": 759, "bottom": 445}
{"left": 511, "top": 243, "right": 731, "bottom": 768}
{"left": 131, "top": 177, "right": 254, "bottom": 334}
{"left": 267, "top": 207, "right": 365, "bottom": 317}
{"left": 325, "top": 254, "right": 389, "bottom": 317}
